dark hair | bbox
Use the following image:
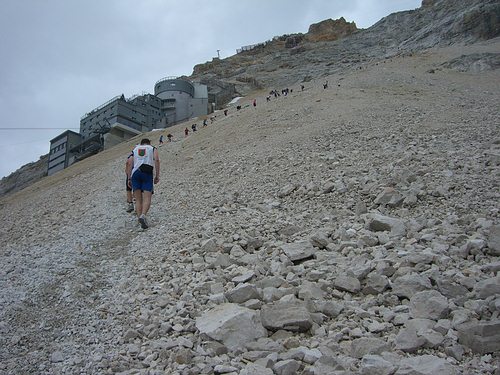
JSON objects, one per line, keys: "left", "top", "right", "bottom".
{"left": 140, "top": 138, "right": 151, "bottom": 145}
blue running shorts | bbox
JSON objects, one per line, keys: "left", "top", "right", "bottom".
{"left": 131, "top": 169, "right": 154, "bottom": 192}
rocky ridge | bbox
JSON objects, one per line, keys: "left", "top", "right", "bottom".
{"left": 0, "top": 154, "right": 48, "bottom": 197}
{"left": 192, "top": 0, "right": 500, "bottom": 96}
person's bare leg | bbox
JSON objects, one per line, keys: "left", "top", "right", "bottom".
{"left": 141, "top": 191, "right": 153, "bottom": 216}
{"left": 133, "top": 190, "right": 143, "bottom": 218}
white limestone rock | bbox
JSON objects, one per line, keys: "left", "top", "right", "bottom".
{"left": 280, "top": 241, "right": 315, "bottom": 262}
{"left": 332, "top": 274, "right": 361, "bottom": 294}
{"left": 360, "top": 354, "right": 397, "bottom": 375}
{"left": 474, "top": 276, "right": 500, "bottom": 299}
{"left": 392, "top": 273, "right": 432, "bottom": 299}
{"left": 351, "top": 337, "right": 390, "bottom": 358}
{"left": 195, "top": 303, "right": 267, "bottom": 350}
{"left": 395, "top": 354, "right": 458, "bottom": 375}
{"left": 367, "top": 213, "right": 406, "bottom": 238}
{"left": 261, "top": 298, "right": 313, "bottom": 332}
{"left": 409, "top": 290, "right": 449, "bottom": 320}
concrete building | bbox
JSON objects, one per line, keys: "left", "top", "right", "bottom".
{"left": 48, "top": 77, "right": 208, "bottom": 175}
{"left": 79, "top": 93, "right": 163, "bottom": 149}
{"left": 154, "top": 77, "right": 208, "bottom": 125}
{"left": 47, "top": 130, "right": 82, "bottom": 176}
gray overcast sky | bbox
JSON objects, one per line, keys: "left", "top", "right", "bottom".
{"left": 0, "top": 0, "right": 421, "bottom": 179}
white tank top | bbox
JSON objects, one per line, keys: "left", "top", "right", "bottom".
{"left": 131, "top": 144, "right": 155, "bottom": 175}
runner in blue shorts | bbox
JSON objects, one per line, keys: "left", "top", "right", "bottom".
{"left": 126, "top": 138, "right": 160, "bottom": 229}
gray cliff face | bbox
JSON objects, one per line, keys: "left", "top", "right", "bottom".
{"left": 363, "top": 0, "right": 500, "bottom": 51}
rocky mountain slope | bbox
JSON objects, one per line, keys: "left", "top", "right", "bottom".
{"left": 1, "top": 1, "right": 500, "bottom": 375}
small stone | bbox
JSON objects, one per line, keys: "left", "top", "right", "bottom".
{"left": 332, "top": 275, "right": 361, "bottom": 294}
{"left": 50, "top": 351, "right": 64, "bottom": 363}
{"left": 196, "top": 303, "right": 267, "bottom": 350}
{"left": 362, "top": 274, "right": 389, "bottom": 294}
{"left": 487, "top": 225, "right": 500, "bottom": 255}
{"left": 280, "top": 241, "right": 315, "bottom": 262}
{"left": 394, "top": 328, "right": 425, "bottom": 352}
{"left": 278, "top": 184, "right": 297, "bottom": 198}
{"left": 351, "top": 337, "right": 390, "bottom": 358}
{"left": 214, "top": 364, "right": 239, "bottom": 374}
{"left": 360, "top": 354, "right": 397, "bottom": 375}
{"left": 395, "top": 354, "right": 458, "bottom": 375}
{"left": 474, "top": 276, "right": 500, "bottom": 299}
{"left": 374, "top": 187, "right": 404, "bottom": 207}
{"left": 232, "top": 271, "right": 256, "bottom": 284}
{"left": 273, "top": 359, "right": 301, "bottom": 375}
{"left": 261, "top": 298, "right": 312, "bottom": 332}
{"left": 225, "top": 283, "right": 260, "bottom": 303}
{"left": 367, "top": 213, "right": 406, "bottom": 238}
{"left": 456, "top": 320, "right": 500, "bottom": 354}
{"left": 240, "top": 363, "right": 274, "bottom": 375}
{"left": 201, "top": 238, "right": 217, "bottom": 252}
{"left": 445, "top": 344, "right": 465, "bottom": 361}
{"left": 409, "top": 290, "right": 449, "bottom": 320}
{"left": 310, "top": 231, "right": 330, "bottom": 249}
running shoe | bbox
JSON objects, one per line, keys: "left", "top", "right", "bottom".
{"left": 139, "top": 214, "right": 148, "bottom": 229}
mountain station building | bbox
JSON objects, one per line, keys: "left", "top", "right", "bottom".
{"left": 48, "top": 77, "right": 208, "bottom": 176}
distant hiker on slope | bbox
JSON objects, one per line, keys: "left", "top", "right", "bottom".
{"left": 126, "top": 138, "right": 160, "bottom": 229}
{"left": 159, "top": 134, "right": 164, "bottom": 146}
{"left": 184, "top": 127, "right": 189, "bottom": 137}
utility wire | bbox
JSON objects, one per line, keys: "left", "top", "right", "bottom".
{"left": 0, "top": 128, "right": 79, "bottom": 130}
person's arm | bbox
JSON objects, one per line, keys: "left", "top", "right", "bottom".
{"left": 126, "top": 156, "right": 133, "bottom": 186}
{"left": 154, "top": 148, "right": 160, "bottom": 184}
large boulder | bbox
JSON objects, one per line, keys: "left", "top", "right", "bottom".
{"left": 260, "top": 297, "right": 312, "bottom": 332}
{"left": 196, "top": 303, "right": 267, "bottom": 350}
{"left": 456, "top": 320, "right": 500, "bottom": 354}
{"left": 280, "top": 241, "right": 315, "bottom": 262}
